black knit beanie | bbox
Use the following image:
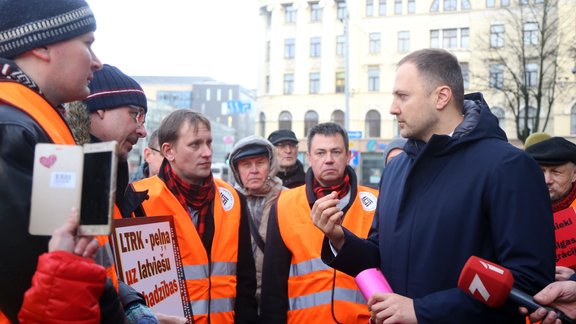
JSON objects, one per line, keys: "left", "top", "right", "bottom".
{"left": 85, "top": 64, "right": 147, "bottom": 112}
{"left": 0, "top": 0, "right": 96, "bottom": 59}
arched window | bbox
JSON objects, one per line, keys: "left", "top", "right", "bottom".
{"left": 259, "top": 112, "right": 266, "bottom": 137}
{"left": 331, "top": 110, "right": 345, "bottom": 128}
{"left": 365, "top": 110, "right": 381, "bottom": 138}
{"left": 519, "top": 106, "right": 537, "bottom": 133}
{"left": 304, "top": 110, "right": 319, "bottom": 136}
{"left": 571, "top": 105, "right": 576, "bottom": 135}
{"left": 491, "top": 106, "right": 505, "bottom": 130}
{"left": 279, "top": 111, "right": 292, "bottom": 130}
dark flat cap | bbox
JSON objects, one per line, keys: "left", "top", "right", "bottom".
{"left": 526, "top": 137, "right": 576, "bottom": 165}
{"left": 268, "top": 129, "right": 298, "bottom": 145}
{"left": 231, "top": 144, "right": 269, "bottom": 165}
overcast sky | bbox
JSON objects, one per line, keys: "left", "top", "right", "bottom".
{"left": 86, "top": 0, "right": 261, "bottom": 89}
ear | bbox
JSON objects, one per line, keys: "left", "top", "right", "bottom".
{"left": 162, "top": 142, "right": 174, "bottom": 162}
{"left": 435, "top": 85, "right": 452, "bottom": 111}
{"left": 29, "top": 46, "right": 51, "bottom": 62}
{"left": 95, "top": 109, "right": 106, "bottom": 119}
{"left": 346, "top": 150, "right": 352, "bottom": 164}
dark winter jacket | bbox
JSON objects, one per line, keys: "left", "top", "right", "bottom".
{"left": 276, "top": 160, "right": 305, "bottom": 189}
{"left": 322, "top": 93, "right": 555, "bottom": 323}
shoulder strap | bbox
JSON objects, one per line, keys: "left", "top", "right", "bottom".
{"left": 0, "top": 81, "right": 75, "bottom": 144}
{"left": 247, "top": 210, "right": 266, "bottom": 253}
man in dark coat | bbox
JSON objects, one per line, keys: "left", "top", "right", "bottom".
{"left": 312, "top": 48, "right": 555, "bottom": 323}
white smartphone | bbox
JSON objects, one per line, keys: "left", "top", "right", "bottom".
{"left": 77, "top": 141, "right": 118, "bottom": 236}
{"left": 29, "top": 144, "right": 84, "bottom": 236}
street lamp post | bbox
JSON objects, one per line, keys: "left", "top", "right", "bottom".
{"left": 344, "top": 0, "right": 350, "bottom": 131}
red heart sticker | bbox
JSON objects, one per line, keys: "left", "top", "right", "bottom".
{"left": 39, "top": 154, "right": 57, "bottom": 168}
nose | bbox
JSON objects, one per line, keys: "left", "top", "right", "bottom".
{"left": 136, "top": 124, "right": 147, "bottom": 138}
{"left": 91, "top": 50, "right": 103, "bottom": 71}
{"left": 201, "top": 144, "right": 213, "bottom": 158}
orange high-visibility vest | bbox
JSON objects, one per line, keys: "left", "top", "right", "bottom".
{"left": 132, "top": 176, "right": 241, "bottom": 324}
{"left": 277, "top": 185, "right": 379, "bottom": 323}
{"left": 0, "top": 81, "right": 74, "bottom": 144}
{"left": 0, "top": 81, "right": 75, "bottom": 322}
{"left": 95, "top": 205, "right": 122, "bottom": 290}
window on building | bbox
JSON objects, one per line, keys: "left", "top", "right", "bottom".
{"left": 156, "top": 90, "right": 192, "bottom": 109}
{"left": 461, "top": 63, "right": 469, "bottom": 89}
{"left": 460, "top": 28, "right": 469, "bottom": 48}
{"left": 444, "top": 0, "right": 457, "bottom": 11}
{"left": 284, "top": 38, "right": 295, "bottom": 59}
{"left": 491, "top": 107, "right": 505, "bottom": 130}
{"left": 216, "top": 89, "right": 221, "bottom": 101}
{"left": 310, "top": 37, "right": 321, "bottom": 57}
{"left": 379, "top": 0, "right": 387, "bottom": 15}
{"left": 395, "top": 0, "right": 402, "bottom": 14}
{"left": 310, "top": 2, "right": 322, "bottom": 22}
{"left": 519, "top": 0, "right": 529, "bottom": 5}
{"left": 331, "top": 110, "right": 345, "bottom": 128}
{"left": 489, "top": 64, "right": 504, "bottom": 89}
{"left": 368, "top": 66, "right": 380, "bottom": 92}
{"left": 285, "top": 4, "right": 297, "bottom": 23}
{"left": 430, "top": 0, "right": 440, "bottom": 11}
{"left": 571, "top": 105, "right": 576, "bottom": 135}
{"left": 284, "top": 73, "right": 294, "bottom": 94}
{"left": 430, "top": 30, "right": 440, "bottom": 48}
{"left": 523, "top": 22, "right": 538, "bottom": 45}
{"left": 398, "top": 31, "right": 410, "bottom": 52}
{"left": 365, "top": 110, "right": 381, "bottom": 138}
{"left": 337, "top": 1, "right": 347, "bottom": 20}
{"left": 462, "top": 0, "right": 471, "bottom": 9}
{"left": 336, "top": 35, "right": 346, "bottom": 56}
{"left": 525, "top": 63, "right": 538, "bottom": 87}
{"left": 366, "top": 0, "right": 374, "bottom": 16}
{"left": 279, "top": 111, "right": 293, "bottom": 130}
{"left": 501, "top": 0, "right": 510, "bottom": 6}
{"left": 335, "top": 71, "right": 345, "bottom": 93}
{"left": 443, "top": 28, "right": 458, "bottom": 48}
{"left": 369, "top": 32, "right": 381, "bottom": 54}
{"left": 486, "top": 0, "right": 495, "bottom": 7}
{"left": 490, "top": 24, "right": 505, "bottom": 48}
{"left": 259, "top": 112, "right": 266, "bottom": 137}
{"left": 407, "top": 0, "right": 415, "bottom": 13}
{"left": 309, "top": 72, "right": 320, "bottom": 93}
{"left": 304, "top": 110, "right": 319, "bottom": 136}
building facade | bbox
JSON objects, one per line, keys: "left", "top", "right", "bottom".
{"left": 256, "top": 0, "right": 576, "bottom": 187}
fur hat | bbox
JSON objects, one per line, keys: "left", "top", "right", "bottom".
{"left": 526, "top": 137, "right": 576, "bottom": 166}
{"left": 85, "top": 64, "right": 147, "bottom": 112}
{"left": 0, "top": 0, "right": 96, "bottom": 58}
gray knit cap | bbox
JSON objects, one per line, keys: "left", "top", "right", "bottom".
{"left": 0, "top": 0, "right": 96, "bottom": 58}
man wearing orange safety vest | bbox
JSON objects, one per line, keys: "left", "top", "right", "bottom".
{"left": 260, "top": 122, "right": 379, "bottom": 323}
{"left": 0, "top": 1, "right": 102, "bottom": 322}
{"left": 124, "top": 109, "right": 258, "bottom": 323}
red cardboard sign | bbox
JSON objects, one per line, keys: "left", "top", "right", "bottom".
{"left": 554, "top": 207, "right": 576, "bottom": 268}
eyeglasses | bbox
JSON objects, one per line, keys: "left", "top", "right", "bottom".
{"left": 128, "top": 106, "right": 146, "bottom": 126}
{"left": 276, "top": 142, "right": 297, "bottom": 149}
{"left": 149, "top": 147, "right": 161, "bottom": 153}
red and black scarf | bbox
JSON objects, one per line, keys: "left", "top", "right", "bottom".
{"left": 553, "top": 183, "right": 576, "bottom": 213}
{"left": 161, "top": 161, "right": 215, "bottom": 237}
{"left": 312, "top": 173, "right": 351, "bottom": 200}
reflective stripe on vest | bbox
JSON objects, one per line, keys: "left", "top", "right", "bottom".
{"left": 289, "top": 287, "right": 367, "bottom": 310}
{"left": 290, "top": 257, "right": 330, "bottom": 277}
{"left": 183, "top": 262, "right": 236, "bottom": 280}
{"left": 0, "top": 81, "right": 74, "bottom": 144}
{"left": 191, "top": 297, "right": 235, "bottom": 315}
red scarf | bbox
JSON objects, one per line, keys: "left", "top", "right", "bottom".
{"left": 161, "top": 161, "right": 215, "bottom": 237}
{"left": 553, "top": 183, "right": 576, "bottom": 213}
{"left": 312, "top": 173, "right": 351, "bottom": 199}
